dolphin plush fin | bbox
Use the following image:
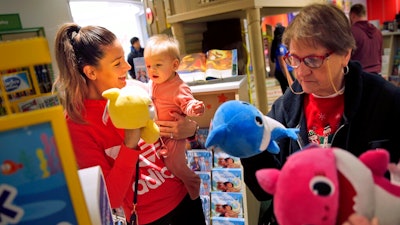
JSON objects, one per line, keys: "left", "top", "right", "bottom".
{"left": 271, "top": 127, "right": 299, "bottom": 141}
{"left": 267, "top": 141, "right": 281, "bottom": 154}
{"left": 267, "top": 128, "right": 300, "bottom": 154}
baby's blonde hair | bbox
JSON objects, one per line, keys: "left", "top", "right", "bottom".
{"left": 144, "top": 34, "right": 180, "bottom": 61}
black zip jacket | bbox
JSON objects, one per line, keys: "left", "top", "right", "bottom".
{"left": 241, "top": 61, "right": 400, "bottom": 201}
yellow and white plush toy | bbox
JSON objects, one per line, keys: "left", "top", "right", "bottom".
{"left": 102, "top": 84, "right": 160, "bottom": 144}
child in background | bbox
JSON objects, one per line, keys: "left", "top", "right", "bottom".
{"left": 144, "top": 34, "right": 205, "bottom": 200}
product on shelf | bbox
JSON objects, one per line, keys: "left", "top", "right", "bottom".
{"left": 198, "top": 171, "right": 211, "bottom": 196}
{"left": 212, "top": 146, "right": 242, "bottom": 168}
{"left": 211, "top": 168, "right": 242, "bottom": 193}
{"left": 210, "top": 192, "right": 243, "bottom": 218}
{"left": 201, "top": 195, "right": 211, "bottom": 225}
{"left": 177, "top": 49, "right": 238, "bottom": 83}
{"left": 0, "top": 37, "right": 55, "bottom": 115}
{"left": 211, "top": 217, "right": 245, "bottom": 225}
{"left": 186, "top": 149, "right": 213, "bottom": 172}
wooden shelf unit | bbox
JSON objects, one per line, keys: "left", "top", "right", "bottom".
{"left": 0, "top": 27, "right": 45, "bottom": 41}
{"left": 382, "top": 31, "right": 400, "bottom": 83}
{"left": 166, "top": 0, "right": 324, "bottom": 114}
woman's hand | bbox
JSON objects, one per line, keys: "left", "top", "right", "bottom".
{"left": 156, "top": 112, "right": 198, "bottom": 140}
{"left": 124, "top": 129, "right": 141, "bottom": 149}
{"left": 342, "top": 214, "right": 379, "bottom": 225}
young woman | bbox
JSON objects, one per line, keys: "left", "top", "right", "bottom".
{"left": 53, "top": 23, "right": 205, "bottom": 225}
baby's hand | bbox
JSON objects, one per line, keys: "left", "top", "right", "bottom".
{"left": 193, "top": 101, "right": 205, "bottom": 116}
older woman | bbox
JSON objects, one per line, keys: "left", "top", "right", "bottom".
{"left": 241, "top": 3, "right": 400, "bottom": 225}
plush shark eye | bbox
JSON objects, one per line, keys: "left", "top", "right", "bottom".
{"left": 309, "top": 176, "right": 335, "bottom": 196}
{"left": 255, "top": 116, "right": 263, "bottom": 127}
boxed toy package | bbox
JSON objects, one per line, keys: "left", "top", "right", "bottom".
{"left": 211, "top": 168, "right": 242, "bottom": 192}
{"left": 186, "top": 149, "right": 212, "bottom": 172}
{"left": 211, "top": 217, "right": 245, "bottom": 225}
{"left": 197, "top": 171, "right": 212, "bottom": 196}
{"left": 212, "top": 146, "right": 241, "bottom": 168}
{"left": 201, "top": 195, "right": 211, "bottom": 225}
{"left": 210, "top": 192, "right": 243, "bottom": 218}
{"left": 187, "top": 128, "right": 209, "bottom": 149}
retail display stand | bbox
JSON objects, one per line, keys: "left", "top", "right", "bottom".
{"left": 186, "top": 76, "right": 260, "bottom": 225}
{"left": 0, "top": 36, "right": 56, "bottom": 116}
{"left": 0, "top": 106, "right": 92, "bottom": 224}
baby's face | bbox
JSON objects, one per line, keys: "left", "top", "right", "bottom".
{"left": 145, "top": 53, "right": 179, "bottom": 84}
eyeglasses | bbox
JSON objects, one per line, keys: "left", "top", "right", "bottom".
{"left": 283, "top": 51, "right": 333, "bottom": 69}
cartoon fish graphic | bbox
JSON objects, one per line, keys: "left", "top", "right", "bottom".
{"left": 1, "top": 159, "right": 23, "bottom": 175}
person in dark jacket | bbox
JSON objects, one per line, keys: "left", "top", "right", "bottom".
{"left": 270, "top": 24, "right": 294, "bottom": 94}
{"left": 349, "top": 3, "right": 383, "bottom": 74}
{"left": 127, "top": 37, "right": 144, "bottom": 79}
{"left": 241, "top": 3, "right": 400, "bottom": 224}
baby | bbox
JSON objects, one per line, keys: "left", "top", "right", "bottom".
{"left": 144, "top": 34, "right": 205, "bottom": 200}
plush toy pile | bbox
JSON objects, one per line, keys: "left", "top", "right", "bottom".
{"left": 102, "top": 84, "right": 159, "bottom": 144}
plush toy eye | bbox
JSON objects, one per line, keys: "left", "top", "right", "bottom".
{"left": 255, "top": 116, "right": 263, "bottom": 127}
{"left": 309, "top": 176, "right": 335, "bottom": 196}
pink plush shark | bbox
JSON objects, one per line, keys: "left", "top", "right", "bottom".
{"left": 256, "top": 147, "right": 400, "bottom": 225}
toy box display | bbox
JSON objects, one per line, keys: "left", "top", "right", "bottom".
{"left": 201, "top": 195, "right": 211, "bottom": 225}
{"left": 187, "top": 128, "right": 209, "bottom": 149}
{"left": 210, "top": 192, "right": 243, "bottom": 218}
{"left": 186, "top": 149, "right": 212, "bottom": 172}
{"left": 0, "top": 37, "right": 55, "bottom": 115}
{"left": 211, "top": 217, "right": 245, "bottom": 225}
{"left": 198, "top": 171, "right": 212, "bottom": 196}
{"left": 211, "top": 168, "right": 242, "bottom": 192}
{"left": 212, "top": 146, "right": 241, "bottom": 168}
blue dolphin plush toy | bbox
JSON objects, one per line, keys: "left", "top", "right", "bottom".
{"left": 205, "top": 100, "right": 299, "bottom": 158}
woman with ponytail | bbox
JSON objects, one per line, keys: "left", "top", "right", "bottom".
{"left": 53, "top": 23, "right": 205, "bottom": 225}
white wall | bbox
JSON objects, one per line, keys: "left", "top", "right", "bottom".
{"left": 0, "top": 0, "right": 145, "bottom": 78}
{"left": 0, "top": 0, "right": 73, "bottom": 73}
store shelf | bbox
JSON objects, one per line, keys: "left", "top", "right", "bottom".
{"left": 0, "top": 27, "right": 45, "bottom": 41}
{"left": 382, "top": 31, "right": 400, "bottom": 80}
{"left": 0, "top": 37, "right": 54, "bottom": 116}
{"left": 166, "top": 0, "right": 324, "bottom": 114}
